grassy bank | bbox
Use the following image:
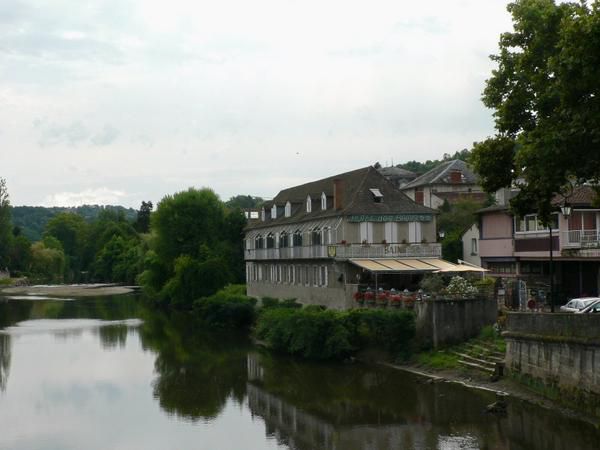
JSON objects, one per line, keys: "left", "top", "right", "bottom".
{"left": 414, "top": 325, "right": 505, "bottom": 372}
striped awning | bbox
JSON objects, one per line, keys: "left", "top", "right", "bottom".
{"left": 350, "top": 258, "right": 488, "bottom": 273}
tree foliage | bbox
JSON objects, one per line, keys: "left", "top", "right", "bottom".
{"left": 140, "top": 188, "right": 246, "bottom": 307}
{"left": 0, "top": 178, "right": 12, "bottom": 268}
{"left": 471, "top": 0, "right": 600, "bottom": 221}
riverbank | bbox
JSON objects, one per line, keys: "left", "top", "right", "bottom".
{"left": 383, "top": 359, "right": 600, "bottom": 428}
{"left": 1, "top": 284, "right": 136, "bottom": 297}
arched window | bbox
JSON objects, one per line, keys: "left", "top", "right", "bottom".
{"left": 271, "top": 204, "right": 277, "bottom": 219}
{"left": 321, "top": 192, "right": 327, "bottom": 210}
{"left": 255, "top": 234, "right": 264, "bottom": 249}
{"left": 311, "top": 227, "right": 321, "bottom": 245}
{"left": 306, "top": 195, "right": 312, "bottom": 213}
{"left": 285, "top": 201, "right": 291, "bottom": 217}
{"left": 266, "top": 233, "right": 275, "bottom": 249}
{"left": 280, "top": 231, "right": 288, "bottom": 248}
{"left": 293, "top": 229, "right": 303, "bottom": 247}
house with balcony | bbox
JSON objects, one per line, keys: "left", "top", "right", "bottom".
{"left": 477, "top": 185, "right": 600, "bottom": 306}
{"left": 400, "top": 159, "right": 487, "bottom": 209}
{"left": 244, "top": 166, "right": 453, "bottom": 309}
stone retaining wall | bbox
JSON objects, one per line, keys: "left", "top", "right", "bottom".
{"left": 504, "top": 312, "right": 600, "bottom": 418}
{"left": 415, "top": 296, "right": 497, "bottom": 348}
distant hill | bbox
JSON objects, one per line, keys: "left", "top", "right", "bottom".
{"left": 11, "top": 205, "right": 137, "bottom": 242}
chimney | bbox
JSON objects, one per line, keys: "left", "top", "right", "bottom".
{"left": 450, "top": 169, "right": 462, "bottom": 184}
{"left": 333, "top": 179, "right": 344, "bottom": 210}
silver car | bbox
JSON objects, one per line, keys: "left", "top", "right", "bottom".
{"left": 576, "top": 299, "right": 600, "bottom": 314}
{"left": 560, "top": 297, "right": 600, "bottom": 313}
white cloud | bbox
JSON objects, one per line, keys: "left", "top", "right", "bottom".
{"left": 0, "top": 0, "right": 515, "bottom": 206}
{"left": 42, "top": 188, "right": 128, "bottom": 207}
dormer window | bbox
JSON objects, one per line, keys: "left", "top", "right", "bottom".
{"left": 321, "top": 192, "right": 327, "bottom": 210}
{"left": 306, "top": 195, "right": 312, "bottom": 213}
{"left": 285, "top": 201, "right": 291, "bottom": 217}
{"left": 271, "top": 204, "right": 277, "bottom": 219}
{"left": 261, "top": 208, "right": 266, "bottom": 222}
{"left": 369, "top": 188, "right": 383, "bottom": 203}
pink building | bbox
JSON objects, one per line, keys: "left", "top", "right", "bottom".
{"left": 477, "top": 186, "right": 600, "bottom": 305}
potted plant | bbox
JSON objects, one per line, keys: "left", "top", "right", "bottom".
{"left": 376, "top": 289, "right": 388, "bottom": 306}
{"left": 353, "top": 290, "right": 364, "bottom": 305}
{"left": 364, "top": 289, "right": 375, "bottom": 305}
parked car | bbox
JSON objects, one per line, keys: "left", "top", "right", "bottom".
{"left": 576, "top": 299, "right": 600, "bottom": 314}
{"left": 560, "top": 297, "right": 600, "bottom": 313}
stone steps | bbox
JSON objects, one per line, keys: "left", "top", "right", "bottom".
{"left": 453, "top": 352, "right": 497, "bottom": 370}
{"left": 457, "top": 359, "right": 495, "bottom": 374}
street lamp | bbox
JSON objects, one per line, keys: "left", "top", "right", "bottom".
{"left": 549, "top": 203, "right": 571, "bottom": 312}
{"left": 561, "top": 203, "right": 572, "bottom": 218}
{"left": 438, "top": 229, "right": 445, "bottom": 240}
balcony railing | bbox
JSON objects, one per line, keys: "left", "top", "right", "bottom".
{"left": 245, "top": 243, "right": 442, "bottom": 260}
{"left": 562, "top": 229, "right": 600, "bottom": 248}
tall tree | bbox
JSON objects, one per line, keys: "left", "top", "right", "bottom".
{"left": 134, "top": 201, "right": 153, "bottom": 233}
{"left": 0, "top": 179, "right": 12, "bottom": 268}
{"left": 471, "top": 0, "right": 600, "bottom": 221}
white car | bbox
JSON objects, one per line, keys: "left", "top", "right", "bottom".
{"left": 576, "top": 299, "right": 600, "bottom": 314}
{"left": 560, "top": 297, "right": 600, "bottom": 313}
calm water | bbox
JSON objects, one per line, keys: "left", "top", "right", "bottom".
{"left": 0, "top": 294, "right": 598, "bottom": 450}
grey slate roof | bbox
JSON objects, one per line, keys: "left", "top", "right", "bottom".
{"left": 400, "top": 160, "right": 479, "bottom": 190}
{"left": 246, "top": 166, "right": 435, "bottom": 230}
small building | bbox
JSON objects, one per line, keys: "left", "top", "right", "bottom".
{"left": 400, "top": 160, "right": 486, "bottom": 209}
{"left": 461, "top": 223, "right": 481, "bottom": 267}
{"left": 244, "top": 166, "right": 450, "bottom": 309}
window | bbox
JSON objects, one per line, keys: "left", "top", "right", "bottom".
{"left": 487, "top": 262, "right": 516, "bottom": 274}
{"left": 569, "top": 211, "right": 597, "bottom": 231}
{"left": 360, "top": 222, "right": 373, "bottom": 243}
{"left": 408, "top": 222, "right": 422, "bottom": 243}
{"left": 311, "top": 227, "right": 321, "bottom": 245}
{"left": 471, "top": 238, "right": 478, "bottom": 255}
{"left": 255, "top": 234, "right": 264, "bottom": 249}
{"left": 320, "top": 266, "right": 327, "bottom": 287}
{"left": 384, "top": 222, "right": 398, "bottom": 243}
{"left": 266, "top": 233, "right": 275, "bottom": 249}
{"left": 415, "top": 187, "right": 424, "bottom": 205}
{"left": 306, "top": 195, "right": 312, "bottom": 213}
{"left": 369, "top": 188, "right": 383, "bottom": 203}
{"left": 313, "top": 266, "right": 319, "bottom": 286}
{"left": 285, "top": 201, "right": 291, "bottom": 217}
{"left": 271, "top": 204, "right": 277, "bottom": 219}
{"left": 515, "top": 213, "right": 559, "bottom": 232}
{"left": 321, "top": 192, "right": 327, "bottom": 210}
{"left": 280, "top": 231, "right": 288, "bottom": 248}
{"left": 261, "top": 208, "right": 266, "bottom": 222}
{"left": 293, "top": 229, "right": 303, "bottom": 246}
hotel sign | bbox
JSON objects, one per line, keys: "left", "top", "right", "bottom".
{"left": 347, "top": 214, "right": 433, "bottom": 223}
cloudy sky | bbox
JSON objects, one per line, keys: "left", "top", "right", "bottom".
{"left": 1, "top": 0, "right": 514, "bottom": 208}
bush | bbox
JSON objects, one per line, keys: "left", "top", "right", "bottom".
{"left": 260, "top": 297, "right": 302, "bottom": 310}
{"left": 255, "top": 307, "right": 415, "bottom": 360}
{"left": 193, "top": 286, "right": 257, "bottom": 329}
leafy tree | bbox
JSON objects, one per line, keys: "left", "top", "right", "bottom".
{"left": 225, "top": 195, "right": 263, "bottom": 209}
{"left": 140, "top": 188, "right": 243, "bottom": 307}
{"left": 437, "top": 199, "right": 483, "bottom": 263}
{"left": 0, "top": 178, "right": 12, "bottom": 268}
{"left": 8, "top": 235, "right": 32, "bottom": 274}
{"left": 471, "top": 0, "right": 600, "bottom": 221}
{"left": 44, "top": 213, "right": 87, "bottom": 280}
{"left": 30, "top": 241, "right": 65, "bottom": 282}
{"left": 134, "top": 201, "right": 153, "bottom": 233}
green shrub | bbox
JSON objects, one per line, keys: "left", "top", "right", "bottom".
{"left": 193, "top": 287, "right": 257, "bottom": 329}
{"left": 255, "top": 308, "right": 415, "bottom": 360}
{"left": 260, "top": 297, "right": 302, "bottom": 310}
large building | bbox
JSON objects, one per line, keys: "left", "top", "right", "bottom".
{"left": 244, "top": 166, "right": 449, "bottom": 309}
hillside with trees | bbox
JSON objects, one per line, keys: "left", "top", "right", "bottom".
{"left": 396, "top": 149, "right": 471, "bottom": 176}
{"left": 11, "top": 205, "right": 137, "bottom": 242}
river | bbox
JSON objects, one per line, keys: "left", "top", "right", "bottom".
{"left": 0, "top": 293, "right": 598, "bottom": 450}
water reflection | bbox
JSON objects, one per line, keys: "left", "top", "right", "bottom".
{"left": 0, "top": 333, "right": 10, "bottom": 392}
{"left": 138, "top": 309, "right": 251, "bottom": 421}
{"left": 0, "top": 293, "right": 598, "bottom": 450}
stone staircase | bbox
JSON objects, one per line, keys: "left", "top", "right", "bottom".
{"left": 453, "top": 340, "right": 505, "bottom": 380}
